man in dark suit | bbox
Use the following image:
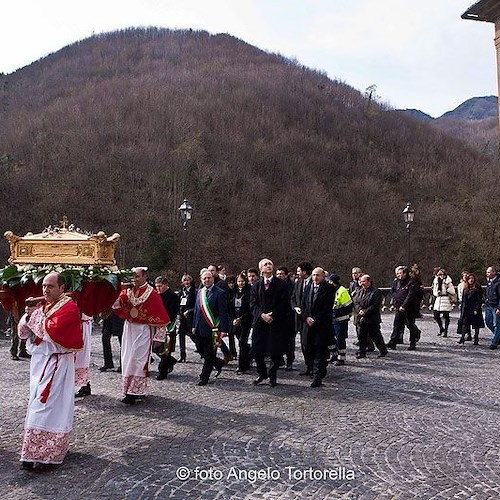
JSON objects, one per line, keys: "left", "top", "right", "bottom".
{"left": 250, "top": 258, "right": 289, "bottom": 387}
{"left": 192, "top": 270, "right": 229, "bottom": 386}
{"left": 276, "top": 266, "right": 295, "bottom": 371}
{"left": 291, "top": 261, "right": 313, "bottom": 375}
{"left": 386, "top": 266, "right": 420, "bottom": 350}
{"left": 356, "top": 274, "right": 388, "bottom": 359}
{"left": 154, "top": 276, "right": 181, "bottom": 380}
{"left": 301, "top": 267, "right": 335, "bottom": 387}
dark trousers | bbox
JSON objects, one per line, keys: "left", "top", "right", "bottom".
{"left": 228, "top": 329, "right": 238, "bottom": 358}
{"left": 198, "top": 336, "right": 224, "bottom": 382}
{"left": 433, "top": 311, "right": 450, "bottom": 334}
{"left": 333, "top": 321, "right": 348, "bottom": 351}
{"left": 235, "top": 326, "right": 251, "bottom": 371}
{"left": 255, "top": 354, "right": 281, "bottom": 381}
{"left": 102, "top": 329, "right": 122, "bottom": 368}
{"left": 285, "top": 328, "right": 296, "bottom": 366}
{"left": 178, "top": 319, "right": 197, "bottom": 358}
{"left": 359, "top": 322, "right": 387, "bottom": 355}
{"left": 301, "top": 331, "right": 314, "bottom": 371}
{"left": 10, "top": 335, "right": 28, "bottom": 357}
{"left": 390, "top": 310, "right": 420, "bottom": 346}
{"left": 219, "top": 338, "right": 231, "bottom": 359}
{"left": 311, "top": 345, "right": 329, "bottom": 381}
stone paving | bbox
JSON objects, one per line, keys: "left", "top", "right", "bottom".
{"left": 1, "top": 312, "right": 500, "bottom": 500}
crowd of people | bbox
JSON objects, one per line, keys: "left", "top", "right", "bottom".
{"left": 8, "top": 261, "right": 500, "bottom": 469}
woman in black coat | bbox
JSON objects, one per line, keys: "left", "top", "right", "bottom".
{"left": 458, "top": 273, "right": 485, "bottom": 345}
{"left": 231, "top": 272, "right": 252, "bottom": 374}
{"left": 178, "top": 274, "right": 197, "bottom": 361}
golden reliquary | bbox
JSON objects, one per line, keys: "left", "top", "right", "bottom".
{"left": 4, "top": 216, "right": 121, "bottom": 266}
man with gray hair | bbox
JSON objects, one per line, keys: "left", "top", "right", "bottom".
{"left": 386, "top": 266, "right": 420, "bottom": 350}
{"left": 355, "top": 274, "right": 388, "bottom": 359}
{"left": 301, "top": 267, "right": 334, "bottom": 387}
{"left": 250, "top": 258, "right": 289, "bottom": 387}
{"left": 192, "top": 269, "right": 229, "bottom": 385}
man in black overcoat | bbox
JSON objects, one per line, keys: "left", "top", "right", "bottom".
{"left": 291, "top": 261, "right": 313, "bottom": 375}
{"left": 301, "top": 267, "right": 335, "bottom": 387}
{"left": 250, "top": 258, "right": 289, "bottom": 387}
{"left": 356, "top": 274, "right": 388, "bottom": 359}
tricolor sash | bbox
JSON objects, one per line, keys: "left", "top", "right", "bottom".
{"left": 199, "top": 288, "right": 221, "bottom": 348}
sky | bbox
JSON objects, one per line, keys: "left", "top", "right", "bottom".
{"left": 0, "top": 0, "right": 496, "bottom": 118}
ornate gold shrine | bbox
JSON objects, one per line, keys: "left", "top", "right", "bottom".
{"left": 4, "top": 216, "right": 121, "bottom": 266}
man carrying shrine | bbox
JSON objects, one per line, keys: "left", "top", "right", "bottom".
{"left": 18, "top": 272, "right": 83, "bottom": 469}
{"left": 112, "top": 267, "right": 169, "bottom": 404}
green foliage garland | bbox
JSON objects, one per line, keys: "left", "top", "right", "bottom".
{"left": 0, "top": 264, "right": 133, "bottom": 292}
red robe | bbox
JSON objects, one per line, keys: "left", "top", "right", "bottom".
{"left": 113, "top": 284, "right": 169, "bottom": 326}
{"left": 43, "top": 296, "right": 83, "bottom": 350}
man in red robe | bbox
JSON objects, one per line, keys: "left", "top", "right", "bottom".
{"left": 18, "top": 272, "right": 83, "bottom": 469}
{"left": 113, "top": 267, "right": 169, "bottom": 404}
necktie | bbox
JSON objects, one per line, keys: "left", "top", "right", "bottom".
{"left": 265, "top": 279, "right": 270, "bottom": 291}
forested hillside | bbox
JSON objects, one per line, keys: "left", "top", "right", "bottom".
{"left": 0, "top": 28, "right": 497, "bottom": 283}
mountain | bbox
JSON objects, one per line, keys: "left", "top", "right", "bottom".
{"left": 0, "top": 28, "right": 497, "bottom": 282}
{"left": 398, "top": 109, "right": 434, "bottom": 121}
{"left": 398, "top": 97, "right": 498, "bottom": 157}
{"left": 439, "top": 96, "right": 497, "bottom": 121}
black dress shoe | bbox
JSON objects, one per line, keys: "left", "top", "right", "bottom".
{"left": 19, "top": 352, "right": 31, "bottom": 359}
{"left": 11, "top": 355, "right": 20, "bottom": 361}
{"left": 214, "top": 360, "right": 224, "bottom": 378}
{"left": 21, "top": 461, "right": 34, "bottom": 470}
{"left": 121, "top": 395, "right": 136, "bottom": 404}
{"left": 99, "top": 365, "right": 114, "bottom": 372}
{"left": 299, "top": 370, "right": 311, "bottom": 376}
{"left": 197, "top": 380, "right": 208, "bottom": 386}
{"left": 310, "top": 379, "right": 322, "bottom": 388}
{"left": 75, "top": 382, "right": 91, "bottom": 398}
{"left": 253, "top": 376, "right": 267, "bottom": 385}
{"left": 167, "top": 358, "right": 177, "bottom": 373}
{"left": 407, "top": 344, "right": 416, "bottom": 351}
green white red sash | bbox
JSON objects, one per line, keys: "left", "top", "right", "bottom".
{"left": 199, "top": 287, "right": 221, "bottom": 348}
{"left": 158, "top": 320, "right": 176, "bottom": 355}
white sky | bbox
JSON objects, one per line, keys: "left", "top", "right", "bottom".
{"left": 0, "top": 0, "right": 496, "bottom": 117}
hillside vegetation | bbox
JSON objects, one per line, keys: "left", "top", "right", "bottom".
{"left": 0, "top": 28, "right": 497, "bottom": 284}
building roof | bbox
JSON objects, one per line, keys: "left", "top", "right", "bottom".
{"left": 462, "top": 0, "right": 500, "bottom": 22}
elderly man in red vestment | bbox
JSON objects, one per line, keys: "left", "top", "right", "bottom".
{"left": 18, "top": 272, "right": 83, "bottom": 470}
{"left": 113, "top": 267, "right": 169, "bottom": 404}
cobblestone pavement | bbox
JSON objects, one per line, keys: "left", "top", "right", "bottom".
{"left": 1, "top": 312, "right": 500, "bottom": 500}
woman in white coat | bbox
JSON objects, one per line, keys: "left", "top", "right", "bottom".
{"left": 432, "top": 268, "right": 456, "bottom": 337}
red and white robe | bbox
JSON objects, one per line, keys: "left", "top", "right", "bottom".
{"left": 18, "top": 296, "right": 83, "bottom": 464}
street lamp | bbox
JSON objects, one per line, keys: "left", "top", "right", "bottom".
{"left": 402, "top": 201, "right": 415, "bottom": 267}
{"left": 178, "top": 199, "right": 193, "bottom": 273}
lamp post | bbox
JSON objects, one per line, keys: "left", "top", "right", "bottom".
{"left": 402, "top": 201, "right": 415, "bottom": 267}
{"left": 178, "top": 199, "right": 193, "bottom": 274}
